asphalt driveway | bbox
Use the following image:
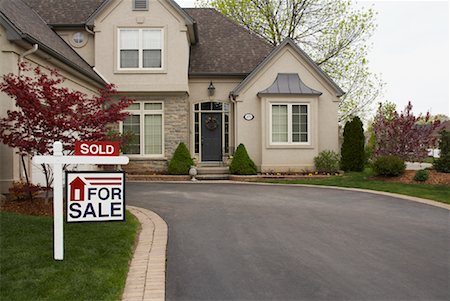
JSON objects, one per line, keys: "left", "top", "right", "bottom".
{"left": 126, "top": 182, "right": 449, "bottom": 301}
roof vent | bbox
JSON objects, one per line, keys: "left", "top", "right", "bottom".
{"left": 133, "top": 0, "right": 148, "bottom": 11}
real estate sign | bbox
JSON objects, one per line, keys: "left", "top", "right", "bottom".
{"left": 66, "top": 171, "right": 125, "bottom": 223}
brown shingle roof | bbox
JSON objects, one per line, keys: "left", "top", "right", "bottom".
{"left": 184, "top": 8, "right": 274, "bottom": 75}
{"left": 22, "top": 0, "right": 105, "bottom": 25}
{"left": 9, "top": 2, "right": 275, "bottom": 75}
{"left": 0, "top": 0, "right": 104, "bottom": 85}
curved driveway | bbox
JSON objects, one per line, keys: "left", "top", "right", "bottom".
{"left": 126, "top": 182, "right": 449, "bottom": 301}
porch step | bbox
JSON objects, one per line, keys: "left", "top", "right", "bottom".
{"left": 196, "top": 166, "right": 229, "bottom": 175}
{"left": 196, "top": 174, "right": 230, "bottom": 180}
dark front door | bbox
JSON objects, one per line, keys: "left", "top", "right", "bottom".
{"left": 201, "top": 113, "right": 222, "bottom": 161}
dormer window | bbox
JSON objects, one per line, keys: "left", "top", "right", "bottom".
{"left": 133, "top": 0, "right": 148, "bottom": 11}
{"left": 118, "top": 28, "right": 163, "bottom": 70}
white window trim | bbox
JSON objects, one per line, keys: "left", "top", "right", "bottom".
{"left": 120, "top": 101, "right": 165, "bottom": 158}
{"left": 117, "top": 28, "right": 164, "bottom": 71}
{"left": 269, "top": 103, "right": 310, "bottom": 145}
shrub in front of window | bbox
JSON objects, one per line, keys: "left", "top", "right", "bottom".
{"left": 340, "top": 116, "right": 365, "bottom": 171}
{"left": 373, "top": 155, "right": 406, "bottom": 177}
{"left": 314, "top": 150, "right": 340, "bottom": 173}
{"left": 168, "top": 143, "right": 194, "bottom": 175}
{"left": 434, "top": 130, "right": 450, "bottom": 173}
{"left": 229, "top": 144, "right": 257, "bottom": 175}
{"left": 414, "top": 169, "right": 429, "bottom": 182}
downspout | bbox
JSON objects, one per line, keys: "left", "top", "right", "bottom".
{"left": 18, "top": 43, "right": 38, "bottom": 75}
{"left": 85, "top": 25, "right": 95, "bottom": 35}
{"left": 17, "top": 44, "right": 38, "bottom": 183}
{"left": 229, "top": 93, "right": 238, "bottom": 154}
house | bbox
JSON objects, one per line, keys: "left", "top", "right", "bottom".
{"left": 70, "top": 177, "right": 86, "bottom": 201}
{"left": 0, "top": 0, "right": 344, "bottom": 192}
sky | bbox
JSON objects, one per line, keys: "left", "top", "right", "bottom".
{"left": 175, "top": 0, "right": 450, "bottom": 117}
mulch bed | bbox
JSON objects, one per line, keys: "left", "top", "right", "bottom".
{"left": 1, "top": 198, "right": 53, "bottom": 216}
{"left": 372, "top": 170, "right": 450, "bottom": 186}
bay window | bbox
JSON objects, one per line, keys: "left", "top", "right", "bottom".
{"left": 270, "top": 103, "right": 309, "bottom": 144}
{"left": 118, "top": 28, "right": 163, "bottom": 69}
{"left": 122, "top": 102, "right": 164, "bottom": 156}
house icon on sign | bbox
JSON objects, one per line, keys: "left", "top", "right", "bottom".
{"left": 70, "top": 177, "right": 86, "bottom": 201}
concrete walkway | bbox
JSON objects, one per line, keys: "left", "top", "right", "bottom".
{"left": 122, "top": 206, "right": 168, "bottom": 301}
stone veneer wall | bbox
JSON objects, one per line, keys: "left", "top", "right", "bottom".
{"left": 123, "top": 94, "right": 190, "bottom": 174}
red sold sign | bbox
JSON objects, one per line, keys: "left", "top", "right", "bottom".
{"left": 74, "top": 141, "right": 120, "bottom": 156}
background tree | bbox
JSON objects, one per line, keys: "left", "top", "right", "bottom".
{"left": 433, "top": 130, "right": 450, "bottom": 173}
{"left": 198, "top": 0, "right": 383, "bottom": 122}
{"left": 0, "top": 63, "right": 133, "bottom": 191}
{"left": 340, "top": 116, "right": 365, "bottom": 171}
{"left": 372, "top": 101, "right": 440, "bottom": 162}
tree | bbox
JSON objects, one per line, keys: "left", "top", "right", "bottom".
{"left": 340, "top": 116, "right": 365, "bottom": 171}
{"left": 434, "top": 130, "right": 450, "bottom": 173}
{"left": 198, "top": 0, "right": 383, "bottom": 122}
{"left": 0, "top": 63, "right": 133, "bottom": 192}
{"left": 372, "top": 101, "right": 440, "bottom": 162}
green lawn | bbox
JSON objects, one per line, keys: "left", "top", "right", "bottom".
{"left": 261, "top": 168, "right": 450, "bottom": 204}
{"left": 0, "top": 211, "right": 139, "bottom": 301}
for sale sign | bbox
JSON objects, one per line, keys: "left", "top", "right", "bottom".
{"left": 66, "top": 171, "right": 125, "bottom": 223}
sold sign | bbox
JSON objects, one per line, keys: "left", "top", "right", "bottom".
{"left": 75, "top": 141, "right": 119, "bottom": 156}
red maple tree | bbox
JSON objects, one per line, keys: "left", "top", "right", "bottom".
{"left": 373, "top": 101, "right": 440, "bottom": 162}
{"left": 0, "top": 63, "right": 133, "bottom": 190}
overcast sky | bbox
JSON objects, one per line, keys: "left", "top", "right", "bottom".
{"left": 176, "top": 0, "right": 450, "bottom": 117}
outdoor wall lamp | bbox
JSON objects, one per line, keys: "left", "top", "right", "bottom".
{"left": 208, "top": 81, "right": 215, "bottom": 96}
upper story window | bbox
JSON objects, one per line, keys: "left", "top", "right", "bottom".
{"left": 118, "top": 28, "right": 163, "bottom": 70}
{"left": 271, "top": 103, "right": 309, "bottom": 145}
{"left": 133, "top": 0, "right": 149, "bottom": 11}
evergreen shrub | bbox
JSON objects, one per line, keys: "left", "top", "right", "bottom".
{"left": 414, "top": 169, "right": 429, "bottom": 182}
{"left": 373, "top": 155, "right": 406, "bottom": 177}
{"left": 340, "top": 116, "right": 365, "bottom": 171}
{"left": 434, "top": 130, "right": 450, "bottom": 173}
{"left": 314, "top": 150, "right": 340, "bottom": 173}
{"left": 229, "top": 144, "right": 257, "bottom": 175}
{"left": 168, "top": 143, "right": 194, "bottom": 175}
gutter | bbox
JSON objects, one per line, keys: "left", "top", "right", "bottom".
{"left": 21, "top": 34, "right": 105, "bottom": 86}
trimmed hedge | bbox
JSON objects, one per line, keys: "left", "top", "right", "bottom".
{"left": 340, "top": 116, "right": 365, "bottom": 171}
{"left": 229, "top": 144, "right": 257, "bottom": 175}
{"left": 168, "top": 143, "right": 194, "bottom": 175}
{"left": 373, "top": 155, "right": 406, "bottom": 177}
{"left": 434, "top": 130, "right": 450, "bottom": 173}
{"left": 314, "top": 150, "right": 340, "bottom": 173}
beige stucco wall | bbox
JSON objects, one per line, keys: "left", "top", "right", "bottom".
{"left": 236, "top": 45, "right": 340, "bottom": 172}
{"left": 93, "top": 0, "right": 190, "bottom": 92}
{"left": 0, "top": 25, "right": 101, "bottom": 193}
{"left": 56, "top": 29, "right": 95, "bottom": 66}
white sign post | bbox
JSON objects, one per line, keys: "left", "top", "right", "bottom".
{"left": 32, "top": 141, "right": 129, "bottom": 261}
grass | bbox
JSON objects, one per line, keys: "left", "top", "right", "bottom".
{"left": 0, "top": 211, "right": 139, "bottom": 301}
{"left": 261, "top": 168, "right": 450, "bottom": 205}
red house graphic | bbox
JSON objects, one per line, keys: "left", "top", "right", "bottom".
{"left": 70, "top": 177, "right": 86, "bottom": 201}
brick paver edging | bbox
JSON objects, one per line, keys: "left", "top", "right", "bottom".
{"left": 122, "top": 206, "right": 168, "bottom": 301}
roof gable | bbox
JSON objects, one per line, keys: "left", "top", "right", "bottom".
{"left": 232, "top": 38, "right": 344, "bottom": 97}
{"left": 0, "top": 0, "right": 104, "bottom": 85}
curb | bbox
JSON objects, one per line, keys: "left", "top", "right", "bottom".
{"left": 122, "top": 206, "right": 168, "bottom": 301}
